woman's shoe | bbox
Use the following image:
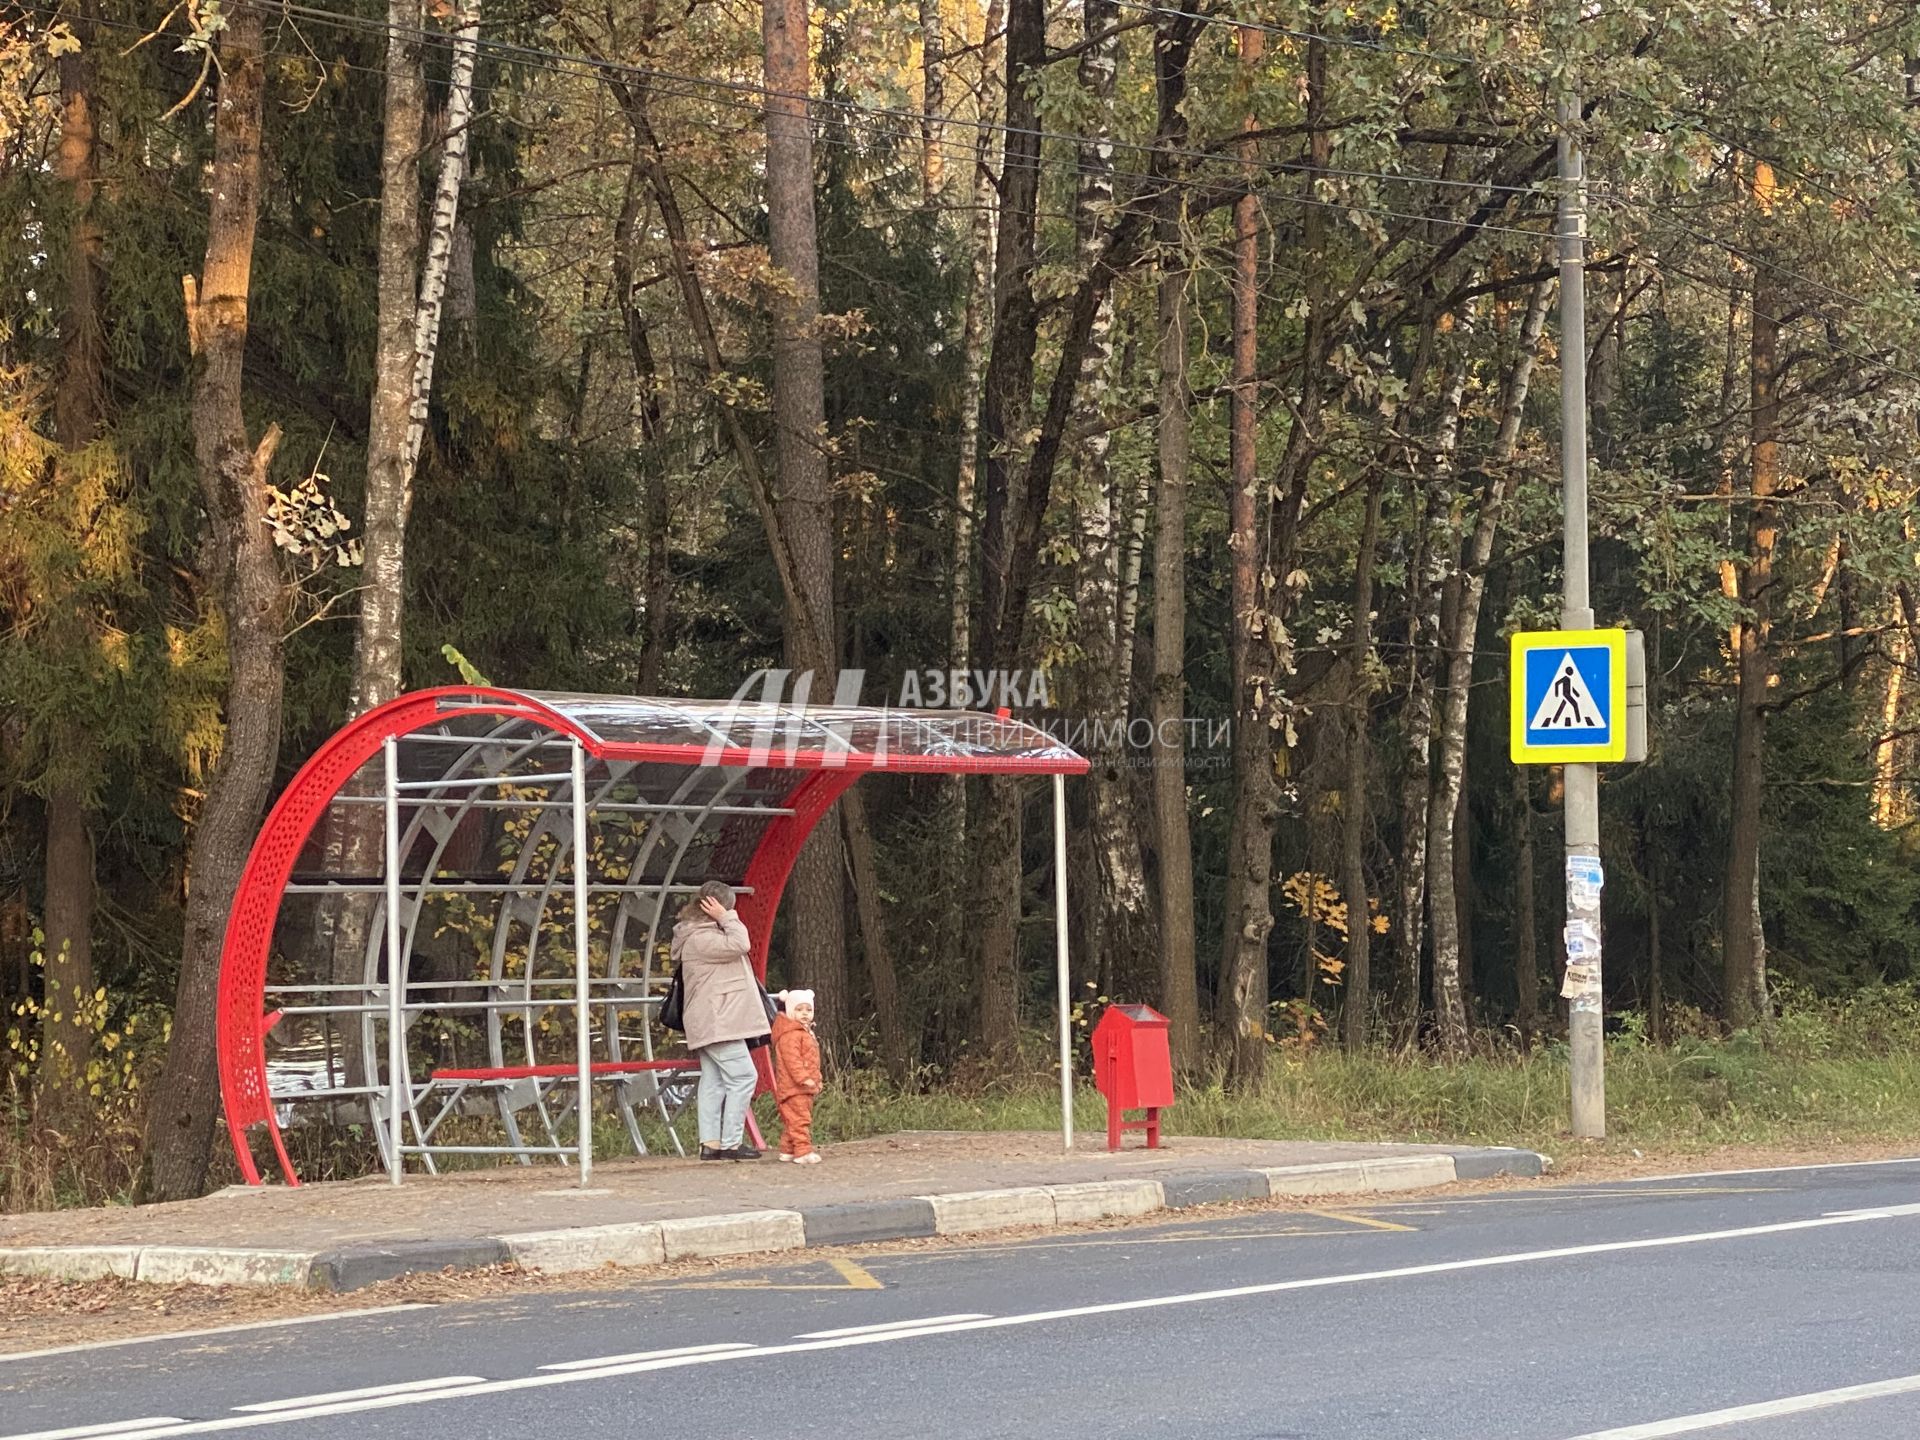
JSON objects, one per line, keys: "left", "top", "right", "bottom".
{"left": 699, "top": 1145, "right": 729, "bottom": 1161}
{"left": 725, "top": 1143, "right": 762, "bottom": 1160}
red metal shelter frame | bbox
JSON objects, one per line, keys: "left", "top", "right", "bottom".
{"left": 217, "top": 686, "right": 1087, "bottom": 1186}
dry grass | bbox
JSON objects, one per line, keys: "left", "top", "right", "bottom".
{"left": 10, "top": 989, "right": 1920, "bottom": 1212}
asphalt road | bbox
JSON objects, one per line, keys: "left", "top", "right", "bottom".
{"left": 6, "top": 1157, "right": 1920, "bottom": 1440}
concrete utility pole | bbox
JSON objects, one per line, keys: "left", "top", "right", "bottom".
{"left": 1557, "top": 93, "right": 1605, "bottom": 1138}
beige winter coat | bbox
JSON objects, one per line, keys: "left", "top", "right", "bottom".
{"left": 672, "top": 911, "right": 769, "bottom": 1051}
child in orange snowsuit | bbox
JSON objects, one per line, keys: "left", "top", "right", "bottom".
{"left": 771, "top": 990, "right": 823, "bottom": 1162}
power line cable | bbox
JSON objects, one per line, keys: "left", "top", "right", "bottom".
{"left": 237, "top": 0, "right": 1556, "bottom": 199}
{"left": 36, "top": 0, "right": 1920, "bottom": 385}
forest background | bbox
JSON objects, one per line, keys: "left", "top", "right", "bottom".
{"left": 7, "top": 0, "right": 1920, "bottom": 1209}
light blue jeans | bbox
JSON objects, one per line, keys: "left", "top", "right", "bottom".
{"left": 696, "top": 1040, "right": 756, "bottom": 1149}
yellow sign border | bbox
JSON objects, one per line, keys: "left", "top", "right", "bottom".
{"left": 1510, "top": 628, "right": 1627, "bottom": 764}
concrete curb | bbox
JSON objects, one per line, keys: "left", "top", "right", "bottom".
{"left": 135, "top": 1247, "right": 316, "bottom": 1287}
{"left": 801, "top": 1199, "right": 937, "bottom": 1247}
{"left": 309, "top": 1238, "right": 509, "bottom": 1292}
{"left": 0, "top": 1145, "right": 1547, "bottom": 1293}
{"left": 502, "top": 1222, "right": 667, "bottom": 1273}
{"left": 656, "top": 1209, "right": 806, "bottom": 1261}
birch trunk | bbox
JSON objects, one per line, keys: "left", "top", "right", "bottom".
{"left": 402, "top": 0, "right": 482, "bottom": 477}
{"left": 941, "top": 0, "right": 1000, "bottom": 998}
{"left": 1070, "top": 0, "right": 1152, "bottom": 1001}
{"left": 969, "top": 0, "right": 1142, "bottom": 1054}
{"left": 1218, "top": 23, "right": 1271, "bottom": 1085}
{"left": 351, "top": 0, "right": 425, "bottom": 718}
{"left": 140, "top": 8, "right": 284, "bottom": 1201}
{"left": 973, "top": 0, "right": 1044, "bottom": 1058}
{"left": 1149, "top": 10, "right": 1200, "bottom": 1073}
{"left": 1392, "top": 346, "right": 1467, "bottom": 1045}
{"left": 328, "top": 1, "right": 476, "bottom": 1065}
{"left": 1117, "top": 469, "right": 1151, "bottom": 698}
{"left": 950, "top": 0, "right": 1001, "bottom": 680}
{"left": 1338, "top": 472, "right": 1383, "bottom": 1051}
{"left": 1426, "top": 278, "right": 1552, "bottom": 1054}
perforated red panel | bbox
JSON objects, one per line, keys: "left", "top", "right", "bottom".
{"left": 733, "top": 771, "right": 859, "bottom": 1094}
{"left": 705, "top": 770, "right": 804, "bottom": 888}
{"left": 218, "top": 688, "right": 584, "bottom": 1185}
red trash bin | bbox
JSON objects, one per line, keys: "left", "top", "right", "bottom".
{"left": 1092, "top": 1004, "right": 1174, "bottom": 1151}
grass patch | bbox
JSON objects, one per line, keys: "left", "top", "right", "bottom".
{"left": 8, "top": 991, "right": 1920, "bottom": 1210}
{"left": 815, "top": 1010, "right": 1920, "bottom": 1165}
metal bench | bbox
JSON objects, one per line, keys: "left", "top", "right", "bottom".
{"left": 420, "top": 1060, "right": 703, "bottom": 1158}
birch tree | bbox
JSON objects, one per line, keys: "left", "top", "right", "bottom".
{"left": 1069, "top": 0, "right": 1154, "bottom": 999}
{"left": 1149, "top": 10, "right": 1202, "bottom": 1073}
{"left": 1217, "top": 23, "right": 1273, "bottom": 1086}
{"left": 1426, "top": 278, "right": 1552, "bottom": 1053}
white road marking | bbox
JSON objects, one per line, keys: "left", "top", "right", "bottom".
{"left": 1824, "top": 1202, "right": 1920, "bottom": 1220}
{"left": 232, "top": 1377, "right": 484, "bottom": 1413}
{"left": 1619, "top": 1155, "right": 1920, "bottom": 1184}
{"left": 538, "top": 1343, "right": 755, "bottom": 1372}
{"left": 0, "top": 1306, "right": 435, "bottom": 1365}
{"left": 1563, "top": 1371, "right": 1920, "bottom": 1438}
{"left": 9, "top": 1205, "right": 1913, "bottom": 1440}
{"left": 1, "top": 1421, "right": 182, "bottom": 1440}
{"left": 797, "top": 1314, "right": 990, "bottom": 1340}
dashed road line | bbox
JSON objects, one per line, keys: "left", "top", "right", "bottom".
{"left": 5, "top": 1202, "right": 1910, "bottom": 1440}
{"left": 3, "top": 1420, "right": 183, "bottom": 1440}
{"left": 539, "top": 1343, "right": 756, "bottom": 1372}
{"left": 232, "top": 1377, "right": 483, "bottom": 1413}
{"left": 797, "top": 1314, "right": 990, "bottom": 1340}
{"left": 0, "top": 1307, "right": 435, "bottom": 1365}
{"left": 1563, "top": 1371, "right": 1920, "bottom": 1438}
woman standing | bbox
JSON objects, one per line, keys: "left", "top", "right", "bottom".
{"left": 673, "top": 880, "right": 770, "bottom": 1159}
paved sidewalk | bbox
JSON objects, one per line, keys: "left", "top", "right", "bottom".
{"left": 0, "top": 1131, "right": 1546, "bottom": 1291}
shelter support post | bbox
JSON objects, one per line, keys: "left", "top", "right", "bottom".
{"left": 572, "top": 739, "right": 593, "bottom": 1186}
{"left": 384, "top": 735, "right": 404, "bottom": 1185}
{"left": 1054, "top": 773, "right": 1072, "bottom": 1151}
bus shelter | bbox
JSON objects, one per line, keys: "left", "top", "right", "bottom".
{"left": 216, "top": 687, "right": 1088, "bottom": 1187}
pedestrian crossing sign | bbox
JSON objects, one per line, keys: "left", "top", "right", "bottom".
{"left": 1510, "top": 628, "right": 1627, "bottom": 764}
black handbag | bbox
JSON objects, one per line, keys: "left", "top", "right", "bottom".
{"left": 658, "top": 967, "right": 686, "bottom": 1032}
{"left": 744, "top": 958, "right": 777, "bottom": 1050}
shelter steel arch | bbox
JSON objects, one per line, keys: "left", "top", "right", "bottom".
{"left": 217, "top": 687, "right": 1087, "bottom": 1186}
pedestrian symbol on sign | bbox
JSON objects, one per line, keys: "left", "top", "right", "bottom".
{"left": 1510, "top": 628, "right": 1627, "bottom": 764}
{"left": 1529, "top": 654, "right": 1605, "bottom": 731}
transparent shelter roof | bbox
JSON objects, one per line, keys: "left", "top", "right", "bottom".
{"left": 436, "top": 690, "right": 1088, "bottom": 773}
